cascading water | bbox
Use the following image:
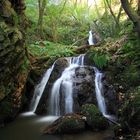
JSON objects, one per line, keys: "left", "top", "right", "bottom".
{"left": 49, "top": 55, "right": 84, "bottom": 116}
{"left": 88, "top": 30, "right": 113, "bottom": 119}
{"left": 29, "top": 51, "right": 116, "bottom": 122}
{"left": 88, "top": 30, "right": 94, "bottom": 45}
{"left": 94, "top": 67, "right": 116, "bottom": 123}
{"left": 70, "top": 54, "right": 85, "bottom": 66}
{"left": 94, "top": 67, "right": 107, "bottom": 115}
{"left": 30, "top": 64, "right": 54, "bottom": 113}
{"left": 29, "top": 28, "right": 116, "bottom": 123}
{"left": 49, "top": 64, "right": 78, "bottom": 115}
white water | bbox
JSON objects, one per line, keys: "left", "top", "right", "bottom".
{"left": 29, "top": 53, "right": 116, "bottom": 123}
{"left": 70, "top": 54, "right": 85, "bottom": 65}
{"left": 88, "top": 30, "right": 94, "bottom": 45}
{"left": 49, "top": 55, "right": 84, "bottom": 116}
{"left": 49, "top": 64, "right": 78, "bottom": 115}
{"left": 94, "top": 67, "right": 107, "bottom": 115}
{"left": 30, "top": 64, "right": 54, "bottom": 113}
{"left": 94, "top": 67, "right": 116, "bottom": 123}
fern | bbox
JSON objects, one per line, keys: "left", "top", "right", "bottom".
{"left": 93, "top": 54, "right": 109, "bottom": 69}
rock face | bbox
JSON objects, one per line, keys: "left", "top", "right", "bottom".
{"left": 0, "top": 0, "right": 28, "bottom": 125}
{"left": 35, "top": 55, "right": 118, "bottom": 116}
{"left": 72, "top": 67, "right": 96, "bottom": 111}
{"left": 35, "top": 61, "right": 97, "bottom": 115}
{"left": 103, "top": 77, "right": 118, "bottom": 115}
{"left": 42, "top": 114, "right": 85, "bottom": 134}
{"left": 81, "top": 104, "right": 109, "bottom": 130}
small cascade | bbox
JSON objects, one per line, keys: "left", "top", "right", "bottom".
{"left": 30, "top": 64, "right": 54, "bottom": 113}
{"left": 88, "top": 30, "right": 94, "bottom": 45}
{"left": 70, "top": 54, "right": 85, "bottom": 65}
{"left": 49, "top": 55, "right": 85, "bottom": 116}
{"left": 94, "top": 67, "right": 107, "bottom": 115}
{"left": 94, "top": 67, "right": 116, "bottom": 123}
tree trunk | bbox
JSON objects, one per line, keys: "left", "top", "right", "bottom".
{"left": 106, "top": 0, "right": 120, "bottom": 28}
{"left": 37, "top": 0, "right": 47, "bottom": 38}
{"left": 120, "top": 0, "right": 140, "bottom": 37}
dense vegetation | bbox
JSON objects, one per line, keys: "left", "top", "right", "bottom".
{"left": 0, "top": 0, "right": 140, "bottom": 139}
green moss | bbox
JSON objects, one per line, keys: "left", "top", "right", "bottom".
{"left": 81, "top": 104, "right": 109, "bottom": 130}
{"left": 58, "top": 118, "right": 81, "bottom": 131}
{"left": 45, "top": 115, "right": 85, "bottom": 134}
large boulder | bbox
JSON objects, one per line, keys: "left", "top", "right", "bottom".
{"left": 81, "top": 104, "right": 109, "bottom": 130}
{"left": 42, "top": 114, "right": 85, "bottom": 134}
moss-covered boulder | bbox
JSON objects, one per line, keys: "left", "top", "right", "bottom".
{"left": 42, "top": 114, "right": 85, "bottom": 134}
{"left": 81, "top": 104, "right": 109, "bottom": 130}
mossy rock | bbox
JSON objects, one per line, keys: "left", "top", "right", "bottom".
{"left": 81, "top": 104, "right": 109, "bottom": 130}
{"left": 42, "top": 114, "right": 85, "bottom": 134}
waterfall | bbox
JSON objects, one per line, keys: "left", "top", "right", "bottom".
{"left": 88, "top": 30, "right": 94, "bottom": 45}
{"left": 94, "top": 67, "right": 107, "bottom": 115}
{"left": 30, "top": 53, "right": 116, "bottom": 123}
{"left": 94, "top": 67, "right": 116, "bottom": 122}
{"left": 49, "top": 55, "right": 84, "bottom": 116}
{"left": 70, "top": 54, "right": 85, "bottom": 65}
{"left": 30, "top": 64, "right": 54, "bottom": 113}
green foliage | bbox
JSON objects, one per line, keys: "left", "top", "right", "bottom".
{"left": 25, "top": 0, "right": 38, "bottom": 22}
{"left": 25, "top": 0, "right": 136, "bottom": 44}
{"left": 92, "top": 53, "right": 109, "bottom": 69}
{"left": 28, "top": 40, "right": 75, "bottom": 58}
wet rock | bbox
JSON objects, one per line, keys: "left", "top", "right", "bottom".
{"left": 81, "top": 104, "right": 109, "bottom": 130}
{"left": 42, "top": 114, "right": 85, "bottom": 134}
{"left": 73, "top": 67, "right": 96, "bottom": 110}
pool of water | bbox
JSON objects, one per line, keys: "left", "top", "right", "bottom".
{"left": 0, "top": 112, "right": 114, "bottom": 140}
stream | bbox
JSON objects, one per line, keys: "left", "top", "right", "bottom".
{"left": 0, "top": 113, "right": 114, "bottom": 140}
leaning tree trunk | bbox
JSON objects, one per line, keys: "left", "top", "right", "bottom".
{"left": 0, "top": 0, "right": 29, "bottom": 125}
{"left": 120, "top": 0, "right": 140, "bottom": 37}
